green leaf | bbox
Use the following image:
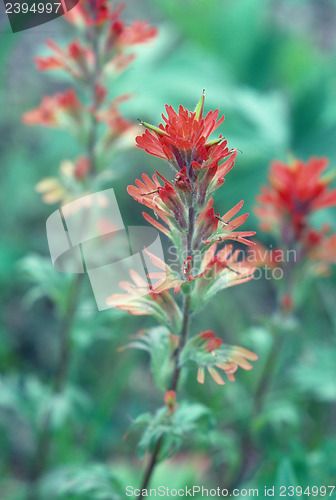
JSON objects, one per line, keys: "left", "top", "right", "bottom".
{"left": 130, "top": 402, "right": 212, "bottom": 461}
{"left": 121, "top": 327, "right": 176, "bottom": 391}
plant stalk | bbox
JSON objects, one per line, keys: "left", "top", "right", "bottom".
{"left": 137, "top": 205, "right": 195, "bottom": 499}
{"left": 27, "top": 26, "right": 101, "bottom": 497}
{"left": 225, "top": 316, "right": 287, "bottom": 490}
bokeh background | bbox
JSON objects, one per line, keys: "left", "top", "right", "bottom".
{"left": 1, "top": 0, "right": 336, "bottom": 498}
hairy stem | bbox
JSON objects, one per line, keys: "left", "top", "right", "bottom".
{"left": 138, "top": 205, "right": 195, "bottom": 499}
{"left": 169, "top": 294, "right": 191, "bottom": 392}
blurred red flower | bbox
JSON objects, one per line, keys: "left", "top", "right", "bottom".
{"left": 22, "top": 90, "right": 82, "bottom": 127}
{"left": 255, "top": 157, "right": 336, "bottom": 240}
{"left": 255, "top": 156, "right": 336, "bottom": 275}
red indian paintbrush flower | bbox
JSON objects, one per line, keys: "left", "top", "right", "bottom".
{"left": 255, "top": 156, "right": 336, "bottom": 274}
{"left": 112, "top": 94, "right": 257, "bottom": 391}
{"left": 136, "top": 92, "right": 235, "bottom": 176}
{"left": 255, "top": 157, "right": 336, "bottom": 240}
{"left": 128, "top": 95, "right": 255, "bottom": 247}
{"left": 255, "top": 157, "right": 336, "bottom": 286}
{"left": 23, "top": 1, "right": 157, "bottom": 150}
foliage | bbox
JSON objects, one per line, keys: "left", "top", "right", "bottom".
{"left": 1, "top": 0, "right": 336, "bottom": 497}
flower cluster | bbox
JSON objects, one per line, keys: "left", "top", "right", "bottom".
{"left": 22, "top": 1, "right": 157, "bottom": 204}
{"left": 111, "top": 94, "right": 257, "bottom": 386}
{"left": 184, "top": 330, "right": 258, "bottom": 386}
{"left": 255, "top": 157, "right": 336, "bottom": 274}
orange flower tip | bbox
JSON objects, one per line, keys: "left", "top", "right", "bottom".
{"left": 280, "top": 293, "right": 294, "bottom": 313}
{"left": 164, "top": 390, "right": 176, "bottom": 404}
{"left": 200, "top": 330, "right": 215, "bottom": 340}
{"left": 197, "top": 367, "right": 205, "bottom": 384}
{"left": 164, "top": 390, "right": 177, "bottom": 412}
{"left": 138, "top": 119, "right": 168, "bottom": 136}
{"left": 236, "top": 347, "right": 258, "bottom": 361}
{"left": 208, "top": 367, "right": 225, "bottom": 385}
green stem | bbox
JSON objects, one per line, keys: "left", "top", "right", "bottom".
{"left": 137, "top": 205, "right": 195, "bottom": 499}
{"left": 253, "top": 332, "right": 284, "bottom": 415}
{"left": 88, "top": 27, "right": 100, "bottom": 175}
{"left": 169, "top": 294, "right": 191, "bottom": 392}
{"left": 138, "top": 295, "right": 191, "bottom": 499}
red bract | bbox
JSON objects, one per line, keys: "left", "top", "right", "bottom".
{"left": 74, "top": 156, "right": 91, "bottom": 179}
{"left": 189, "top": 334, "right": 258, "bottom": 386}
{"left": 109, "top": 20, "right": 157, "bottom": 48}
{"left": 199, "top": 331, "right": 222, "bottom": 353}
{"left": 142, "top": 245, "right": 254, "bottom": 298}
{"left": 22, "top": 90, "right": 82, "bottom": 127}
{"left": 136, "top": 93, "right": 235, "bottom": 176}
{"left": 194, "top": 199, "right": 255, "bottom": 248}
{"left": 164, "top": 390, "right": 178, "bottom": 414}
{"left": 65, "top": 0, "right": 123, "bottom": 27}
{"left": 98, "top": 95, "right": 140, "bottom": 145}
{"left": 128, "top": 175, "right": 255, "bottom": 245}
{"left": 35, "top": 40, "right": 93, "bottom": 78}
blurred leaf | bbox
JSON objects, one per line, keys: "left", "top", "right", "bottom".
{"left": 252, "top": 399, "right": 300, "bottom": 437}
{"left": 275, "top": 458, "right": 298, "bottom": 489}
{"left": 130, "top": 402, "right": 212, "bottom": 460}
{"left": 38, "top": 386, "right": 91, "bottom": 431}
{"left": 291, "top": 342, "right": 336, "bottom": 402}
{"left": 41, "top": 463, "right": 122, "bottom": 499}
{"left": 19, "top": 254, "right": 72, "bottom": 313}
{"left": 121, "top": 327, "right": 175, "bottom": 391}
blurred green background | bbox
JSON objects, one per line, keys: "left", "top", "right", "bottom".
{"left": 1, "top": 0, "right": 336, "bottom": 498}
